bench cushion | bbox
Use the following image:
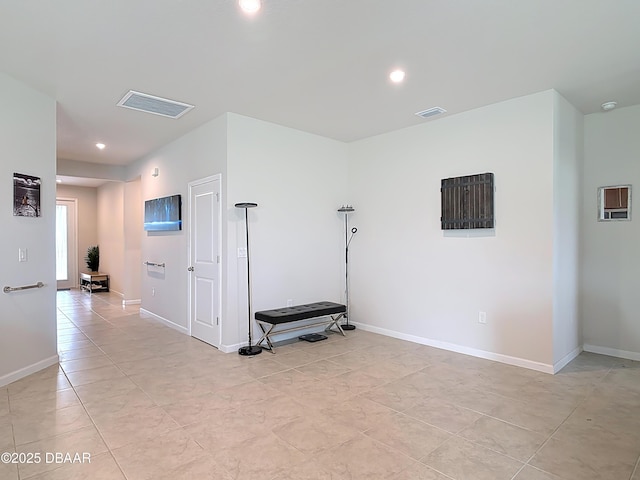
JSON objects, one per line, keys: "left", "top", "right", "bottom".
{"left": 255, "top": 301, "right": 346, "bottom": 325}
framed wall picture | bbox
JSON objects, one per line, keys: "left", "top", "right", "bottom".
{"left": 13, "top": 173, "right": 41, "bottom": 217}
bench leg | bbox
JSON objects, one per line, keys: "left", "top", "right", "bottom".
{"left": 255, "top": 320, "right": 277, "bottom": 353}
{"left": 254, "top": 313, "right": 347, "bottom": 355}
{"left": 325, "top": 313, "right": 346, "bottom": 336}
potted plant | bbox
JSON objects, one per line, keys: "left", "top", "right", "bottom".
{"left": 85, "top": 245, "right": 100, "bottom": 272}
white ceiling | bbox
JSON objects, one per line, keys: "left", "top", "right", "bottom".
{"left": 2, "top": 0, "right": 639, "bottom": 167}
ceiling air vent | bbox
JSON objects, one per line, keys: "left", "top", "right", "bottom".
{"left": 415, "top": 107, "right": 447, "bottom": 119}
{"left": 117, "top": 90, "right": 194, "bottom": 119}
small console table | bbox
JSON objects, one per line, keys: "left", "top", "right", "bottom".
{"left": 80, "top": 272, "right": 109, "bottom": 293}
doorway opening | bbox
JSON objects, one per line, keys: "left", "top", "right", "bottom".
{"left": 56, "top": 198, "right": 78, "bottom": 290}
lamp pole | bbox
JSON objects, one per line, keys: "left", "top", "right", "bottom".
{"left": 236, "top": 202, "right": 262, "bottom": 356}
{"left": 338, "top": 205, "right": 357, "bottom": 330}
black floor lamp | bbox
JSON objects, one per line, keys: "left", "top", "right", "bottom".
{"left": 338, "top": 205, "right": 357, "bottom": 330}
{"left": 236, "top": 202, "right": 262, "bottom": 356}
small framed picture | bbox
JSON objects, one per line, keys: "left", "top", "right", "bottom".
{"left": 13, "top": 173, "right": 41, "bottom": 217}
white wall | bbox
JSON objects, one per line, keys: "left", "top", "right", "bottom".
{"left": 97, "top": 182, "right": 125, "bottom": 294}
{"left": 226, "top": 113, "right": 349, "bottom": 349}
{"left": 348, "top": 91, "right": 557, "bottom": 370}
{"left": 552, "top": 92, "right": 583, "bottom": 369}
{"left": 0, "top": 74, "right": 57, "bottom": 386}
{"left": 127, "top": 112, "right": 349, "bottom": 350}
{"left": 56, "top": 184, "right": 98, "bottom": 282}
{"left": 57, "top": 158, "right": 126, "bottom": 182}
{"left": 582, "top": 104, "right": 640, "bottom": 360}
{"left": 127, "top": 114, "right": 228, "bottom": 333}
{"left": 50, "top": 90, "right": 588, "bottom": 369}
{"left": 123, "top": 178, "right": 142, "bottom": 303}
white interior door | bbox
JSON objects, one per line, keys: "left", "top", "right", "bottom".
{"left": 56, "top": 198, "right": 77, "bottom": 290}
{"left": 188, "top": 176, "right": 221, "bottom": 347}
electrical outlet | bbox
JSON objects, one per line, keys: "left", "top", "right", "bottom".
{"left": 286, "top": 299, "right": 293, "bottom": 307}
{"left": 237, "top": 247, "right": 247, "bottom": 258}
{"left": 479, "top": 311, "right": 487, "bottom": 324}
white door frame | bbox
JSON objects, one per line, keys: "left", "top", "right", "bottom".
{"left": 187, "top": 174, "right": 223, "bottom": 347}
{"left": 56, "top": 197, "right": 78, "bottom": 290}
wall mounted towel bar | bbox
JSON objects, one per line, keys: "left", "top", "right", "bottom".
{"left": 144, "top": 262, "right": 165, "bottom": 268}
{"left": 3, "top": 282, "right": 45, "bottom": 293}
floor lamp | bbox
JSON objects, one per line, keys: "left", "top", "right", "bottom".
{"left": 236, "top": 202, "right": 262, "bottom": 356}
{"left": 338, "top": 205, "right": 357, "bottom": 330}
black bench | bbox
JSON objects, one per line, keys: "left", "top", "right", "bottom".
{"left": 254, "top": 301, "right": 346, "bottom": 352}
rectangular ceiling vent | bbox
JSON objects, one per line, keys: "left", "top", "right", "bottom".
{"left": 117, "top": 90, "right": 194, "bottom": 119}
{"left": 415, "top": 107, "right": 447, "bottom": 119}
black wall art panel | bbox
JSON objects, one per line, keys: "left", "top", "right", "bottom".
{"left": 441, "top": 173, "right": 494, "bottom": 230}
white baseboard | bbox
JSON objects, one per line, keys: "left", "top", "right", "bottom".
{"left": 352, "top": 322, "right": 555, "bottom": 374}
{"left": 139, "top": 308, "right": 188, "bottom": 335}
{"left": 220, "top": 328, "right": 325, "bottom": 354}
{"left": 219, "top": 342, "right": 244, "bottom": 354}
{"left": 110, "top": 289, "right": 124, "bottom": 298}
{"left": 122, "top": 299, "right": 141, "bottom": 306}
{"left": 218, "top": 321, "right": 329, "bottom": 355}
{"left": 553, "top": 345, "right": 583, "bottom": 373}
{"left": 583, "top": 344, "right": 640, "bottom": 362}
{"left": 139, "top": 309, "right": 236, "bottom": 353}
{"left": 0, "top": 355, "right": 59, "bottom": 388}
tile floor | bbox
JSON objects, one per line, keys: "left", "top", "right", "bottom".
{"left": 1, "top": 289, "right": 639, "bottom": 479}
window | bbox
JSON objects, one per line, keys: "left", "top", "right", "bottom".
{"left": 598, "top": 185, "right": 631, "bottom": 221}
{"left": 56, "top": 204, "right": 68, "bottom": 281}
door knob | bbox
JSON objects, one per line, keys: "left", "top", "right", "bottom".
{"left": 187, "top": 266, "right": 194, "bottom": 272}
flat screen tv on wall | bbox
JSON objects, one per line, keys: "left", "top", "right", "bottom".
{"left": 144, "top": 194, "right": 182, "bottom": 231}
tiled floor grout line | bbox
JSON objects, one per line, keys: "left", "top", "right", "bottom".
{"left": 57, "top": 300, "right": 132, "bottom": 480}
{"left": 630, "top": 452, "right": 640, "bottom": 480}
{"left": 6, "top": 396, "right": 19, "bottom": 480}
{"left": 11, "top": 359, "right": 113, "bottom": 478}
{"left": 251, "top": 355, "right": 460, "bottom": 479}
{"left": 59, "top": 294, "right": 273, "bottom": 480}
{"left": 414, "top": 436, "right": 462, "bottom": 480}
{"left": 509, "top": 365, "right": 616, "bottom": 480}
{"left": 272, "top": 361, "right": 545, "bottom": 476}
{"left": 318, "top": 360, "right": 560, "bottom": 474}
{"left": 42, "top": 291, "right": 640, "bottom": 480}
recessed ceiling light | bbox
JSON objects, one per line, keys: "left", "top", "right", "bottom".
{"left": 96, "top": 143, "right": 106, "bottom": 150}
{"left": 239, "top": 0, "right": 261, "bottom": 14}
{"left": 389, "top": 69, "right": 405, "bottom": 83}
{"left": 601, "top": 101, "right": 617, "bottom": 111}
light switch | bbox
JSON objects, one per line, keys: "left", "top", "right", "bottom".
{"left": 18, "top": 248, "right": 28, "bottom": 262}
